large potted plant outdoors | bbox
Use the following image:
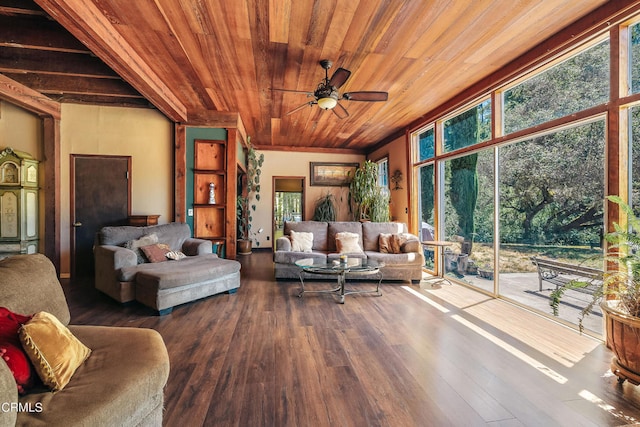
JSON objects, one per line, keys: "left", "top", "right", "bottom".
{"left": 237, "top": 137, "right": 264, "bottom": 255}
{"left": 349, "top": 160, "right": 389, "bottom": 222}
{"left": 551, "top": 195, "right": 640, "bottom": 385}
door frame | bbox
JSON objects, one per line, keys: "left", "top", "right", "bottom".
{"left": 272, "top": 176, "right": 305, "bottom": 249}
{"left": 70, "top": 154, "right": 131, "bottom": 280}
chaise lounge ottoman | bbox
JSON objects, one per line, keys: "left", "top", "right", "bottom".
{"left": 135, "top": 254, "right": 241, "bottom": 315}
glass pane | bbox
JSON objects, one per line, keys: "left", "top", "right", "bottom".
{"left": 443, "top": 99, "right": 491, "bottom": 153}
{"left": 631, "top": 106, "right": 640, "bottom": 216}
{"left": 443, "top": 150, "right": 495, "bottom": 292}
{"left": 631, "top": 23, "right": 640, "bottom": 94}
{"left": 377, "top": 158, "right": 389, "bottom": 188}
{"left": 418, "top": 163, "right": 435, "bottom": 269}
{"left": 418, "top": 127, "right": 435, "bottom": 161}
{"left": 498, "top": 120, "right": 605, "bottom": 335}
{"left": 503, "top": 39, "right": 609, "bottom": 134}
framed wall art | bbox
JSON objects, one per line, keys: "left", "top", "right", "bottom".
{"left": 310, "top": 162, "right": 359, "bottom": 187}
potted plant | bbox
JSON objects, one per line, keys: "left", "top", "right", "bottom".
{"left": 312, "top": 192, "right": 337, "bottom": 222}
{"left": 348, "top": 160, "right": 389, "bottom": 222}
{"left": 237, "top": 137, "right": 264, "bottom": 255}
{"left": 550, "top": 195, "right": 640, "bottom": 385}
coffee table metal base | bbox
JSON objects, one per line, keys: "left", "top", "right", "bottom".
{"left": 298, "top": 269, "right": 382, "bottom": 304}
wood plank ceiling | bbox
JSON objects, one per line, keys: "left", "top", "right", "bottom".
{"left": 1, "top": 0, "right": 614, "bottom": 153}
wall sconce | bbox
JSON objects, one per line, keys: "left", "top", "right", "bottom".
{"left": 390, "top": 169, "right": 403, "bottom": 190}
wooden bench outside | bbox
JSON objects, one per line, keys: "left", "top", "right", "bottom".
{"left": 530, "top": 256, "right": 603, "bottom": 293}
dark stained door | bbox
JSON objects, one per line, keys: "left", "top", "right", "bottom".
{"left": 72, "top": 155, "right": 130, "bottom": 280}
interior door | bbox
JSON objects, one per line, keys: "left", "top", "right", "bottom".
{"left": 71, "top": 155, "right": 130, "bottom": 280}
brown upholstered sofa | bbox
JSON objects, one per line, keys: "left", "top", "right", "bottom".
{"left": 94, "top": 222, "right": 241, "bottom": 314}
{"left": 0, "top": 254, "right": 170, "bottom": 426}
{"left": 274, "top": 221, "right": 424, "bottom": 283}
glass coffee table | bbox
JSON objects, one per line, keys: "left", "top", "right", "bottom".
{"left": 295, "top": 257, "right": 384, "bottom": 304}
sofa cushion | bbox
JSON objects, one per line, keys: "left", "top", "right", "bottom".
{"left": 19, "top": 311, "right": 91, "bottom": 392}
{"left": 273, "top": 250, "right": 326, "bottom": 264}
{"left": 328, "top": 222, "right": 363, "bottom": 252}
{"left": 100, "top": 222, "right": 191, "bottom": 252}
{"left": 362, "top": 222, "right": 406, "bottom": 251}
{"left": 365, "top": 251, "right": 425, "bottom": 266}
{"left": 99, "top": 225, "right": 146, "bottom": 246}
{"left": 135, "top": 254, "right": 241, "bottom": 290}
{"left": 17, "top": 325, "right": 169, "bottom": 427}
{"left": 284, "top": 221, "right": 328, "bottom": 251}
{"left": 0, "top": 254, "right": 71, "bottom": 326}
{"left": 290, "top": 230, "right": 313, "bottom": 252}
{"left": 335, "top": 232, "right": 364, "bottom": 254}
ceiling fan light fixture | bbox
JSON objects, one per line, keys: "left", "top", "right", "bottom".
{"left": 317, "top": 96, "right": 338, "bottom": 110}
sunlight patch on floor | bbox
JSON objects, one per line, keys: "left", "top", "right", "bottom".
{"left": 579, "top": 389, "right": 639, "bottom": 425}
{"left": 411, "top": 282, "right": 601, "bottom": 367}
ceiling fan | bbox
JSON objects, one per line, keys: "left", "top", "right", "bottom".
{"left": 273, "top": 59, "right": 388, "bottom": 119}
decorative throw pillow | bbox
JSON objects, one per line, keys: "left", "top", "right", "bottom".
{"left": 378, "top": 233, "right": 402, "bottom": 253}
{"left": 166, "top": 250, "right": 187, "bottom": 260}
{"left": 379, "top": 233, "right": 419, "bottom": 254}
{"left": 290, "top": 230, "right": 313, "bottom": 252}
{"left": 0, "top": 307, "right": 35, "bottom": 394}
{"left": 124, "top": 233, "right": 158, "bottom": 264}
{"left": 141, "top": 243, "right": 171, "bottom": 263}
{"left": 0, "top": 343, "right": 35, "bottom": 395}
{"left": 401, "top": 238, "right": 421, "bottom": 253}
{"left": 335, "top": 232, "right": 363, "bottom": 254}
{"left": 19, "top": 311, "right": 91, "bottom": 392}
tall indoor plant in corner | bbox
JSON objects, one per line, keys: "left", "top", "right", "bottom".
{"left": 349, "top": 160, "right": 389, "bottom": 222}
{"left": 551, "top": 195, "right": 640, "bottom": 385}
{"left": 237, "top": 137, "right": 264, "bottom": 255}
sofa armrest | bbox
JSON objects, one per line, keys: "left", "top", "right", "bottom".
{"left": 95, "top": 245, "right": 137, "bottom": 270}
{"left": 182, "top": 238, "right": 213, "bottom": 256}
{"left": 0, "top": 356, "right": 18, "bottom": 426}
{"left": 275, "top": 236, "right": 291, "bottom": 251}
{"left": 402, "top": 233, "right": 422, "bottom": 253}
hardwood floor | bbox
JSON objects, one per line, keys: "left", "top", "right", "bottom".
{"left": 65, "top": 251, "right": 640, "bottom": 426}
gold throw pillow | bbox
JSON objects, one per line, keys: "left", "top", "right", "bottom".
{"left": 19, "top": 311, "right": 91, "bottom": 392}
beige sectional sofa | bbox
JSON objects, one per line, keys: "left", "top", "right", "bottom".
{"left": 94, "top": 222, "right": 241, "bottom": 315}
{"left": 0, "top": 254, "right": 169, "bottom": 426}
{"left": 274, "top": 221, "right": 425, "bottom": 283}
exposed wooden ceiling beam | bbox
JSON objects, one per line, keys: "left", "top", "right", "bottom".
{"left": 34, "top": 0, "right": 187, "bottom": 122}
{"left": 0, "top": 47, "right": 120, "bottom": 78}
{"left": 3, "top": 72, "right": 144, "bottom": 98}
{"left": 0, "top": 72, "right": 60, "bottom": 118}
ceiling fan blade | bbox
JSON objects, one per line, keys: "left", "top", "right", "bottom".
{"left": 332, "top": 102, "right": 349, "bottom": 119}
{"left": 328, "top": 67, "right": 351, "bottom": 89}
{"left": 342, "top": 91, "right": 388, "bottom": 102}
{"left": 286, "top": 101, "right": 315, "bottom": 116}
{"left": 272, "top": 88, "right": 314, "bottom": 96}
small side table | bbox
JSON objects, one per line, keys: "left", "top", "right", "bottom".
{"left": 128, "top": 215, "right": 160, "bottom": 226}
{"left": 421, "top": 240, "right": 453, "bottom": 286}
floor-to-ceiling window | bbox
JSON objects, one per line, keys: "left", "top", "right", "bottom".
{"left": 409, "top": 20, "right": 626, "bottom": 336}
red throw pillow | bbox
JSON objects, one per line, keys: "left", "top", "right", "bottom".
{"left": 0, "top": 307, "right": 36, "bottom": 394}
{"left": 0, "top": 343, "right": 34, "bottom": 394}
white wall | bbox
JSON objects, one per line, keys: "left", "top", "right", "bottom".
{"left": 253, "top": 150, "right": 365, "bottom": 247}
{"left": 60, "top": 104, "right": 172, "bottom": 276}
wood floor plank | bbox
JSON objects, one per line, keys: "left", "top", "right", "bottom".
{"left": 63, "top": 251, "right": 640, "bottom": 426}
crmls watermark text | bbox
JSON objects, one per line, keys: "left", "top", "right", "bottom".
{"left": 1, "top": 402, "right": 43, "bottom": 413}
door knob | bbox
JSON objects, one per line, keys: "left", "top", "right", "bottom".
{"left": 73, "top": 222, "right": 82, "bottom": 227}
